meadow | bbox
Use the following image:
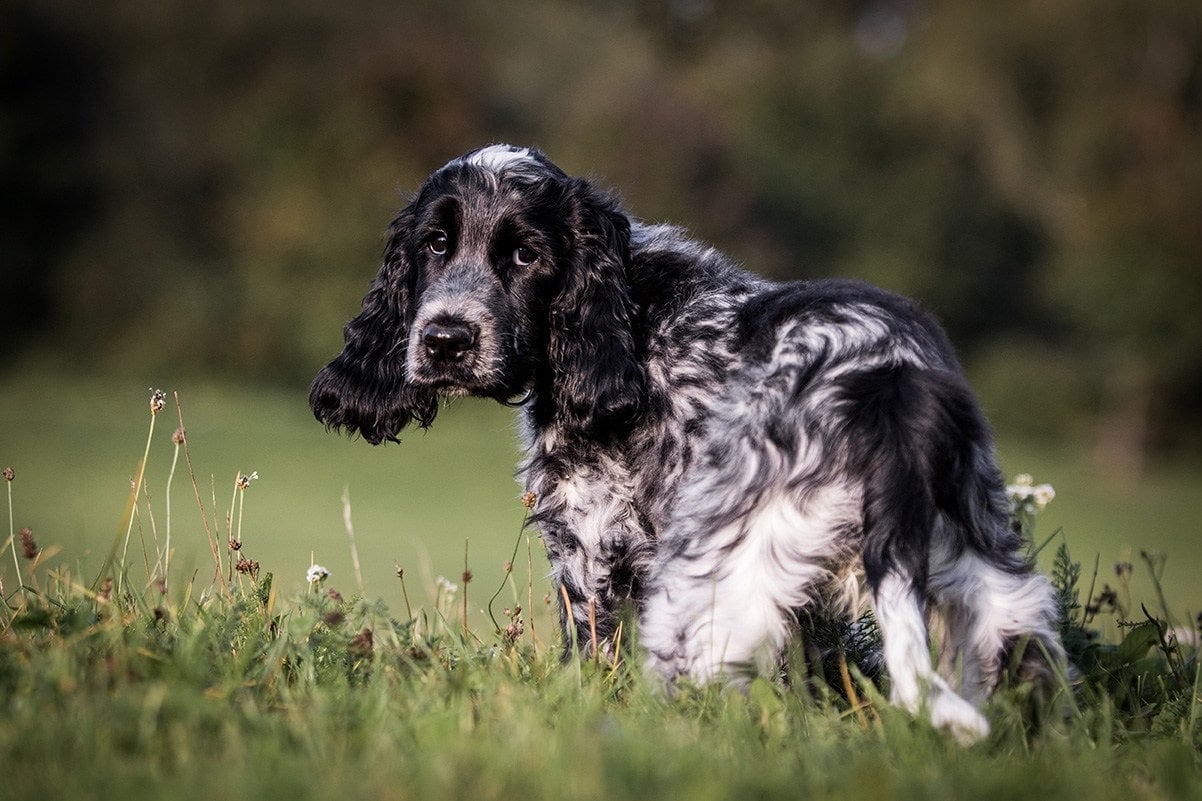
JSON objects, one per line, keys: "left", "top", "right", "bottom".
{"left": 2, "top": 370, "right": 1201, "bottom": 800}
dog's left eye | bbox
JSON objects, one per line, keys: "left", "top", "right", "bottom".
{"left": 512, "top": 246, "right": 537, "bottom": 267}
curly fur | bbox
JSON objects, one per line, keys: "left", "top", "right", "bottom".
{"left": 310, "top": 144, "right": 1065, "bottom": 744}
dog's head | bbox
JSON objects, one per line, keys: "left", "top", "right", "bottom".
{"left": 309, "top": 145, "right": 646, "bottom": 444}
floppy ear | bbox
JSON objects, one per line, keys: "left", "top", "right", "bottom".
{"left": 548, "top": 180, "right": 647, "bottom": 434}
{"left": 309, "top": 207, "right": 437, "bottom": 444}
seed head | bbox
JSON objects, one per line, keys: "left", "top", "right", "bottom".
{"left": 520, "top": 491, "right": 537, "bottom": 510}
{"left": 236, "top": 471, "right": 259, "bottom": 490}
{"left": 306, "top": 564, "right": 330, "bottom": 585}
{"left": 172, "top": 426, "right": 186, "bottom": 445}
{"left": 2, "top": 467, "right": 13, "bottom": 482}
{"left": 350, "top": 627, "right": 374, "bottom": 660}
{"left": 149, "top": 388, "right": 166, "bottom": 415}
{"left": 235, "top": 558, "right": 260, "bottom": 579}
{"left": 19, "top": 527, "right": 38, "bottom": 560}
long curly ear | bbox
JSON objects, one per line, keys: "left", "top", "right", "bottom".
{"left": 309, "top": 208, "right": 437, "bottom": 444}
{"left": 548, "top": 180, "right": 647, "bottom": 434}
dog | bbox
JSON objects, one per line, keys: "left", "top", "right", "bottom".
{"left": 310, "top": 144, "right": 1064, "bottom": 743}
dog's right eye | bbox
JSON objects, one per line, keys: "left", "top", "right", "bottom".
{"left": 426, "top": 232, "right": 449, "bottom": 256}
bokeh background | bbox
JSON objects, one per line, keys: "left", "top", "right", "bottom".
{"left": 2, "top": 0, "right": 1200, "bottom": 626}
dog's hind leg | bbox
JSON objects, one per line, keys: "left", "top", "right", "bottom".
{"left": 928, "top": 545, "right": 1064, "bottom": 703}
{"left": 871, "top": 570, "right": 992, "bottom": 744}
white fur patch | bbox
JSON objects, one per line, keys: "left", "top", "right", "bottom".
{"left": 460, "top": 144, "right": 536, "bottom": 173}
{"left": 642, "top": 485, "right": 861, "bottom": 683}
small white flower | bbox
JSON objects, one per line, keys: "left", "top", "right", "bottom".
{"left": 306, "top": 564, "right": 330, "bottom": 585}
{"left": 1006, "top": 474, "right": 1055, "bottom": 513}
{"left": 1032, "top": 483, "right": 1056, "bottom": 510}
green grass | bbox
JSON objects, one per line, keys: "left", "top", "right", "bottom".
{"left": 2, "top": 371, "right": 1202, "bottom": 800}
{"left": 0, "top": 371, "right": 534, "bottom": 634}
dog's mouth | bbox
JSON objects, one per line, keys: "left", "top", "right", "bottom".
{"left": 406, "top": 338, "right": 516, "bottom": 399}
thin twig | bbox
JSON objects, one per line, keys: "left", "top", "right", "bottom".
{"left": 488, "top": 508, "right": 531, "bottom": 633}
{"left": 164, "top": 434, "right": 181, "bottom": 581}
{"left": 173, "top": 393, "right": 227, "bottom": 597}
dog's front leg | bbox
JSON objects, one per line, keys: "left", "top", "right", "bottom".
{"left": 525, "top": 463, "right": 655, "bottom": 660}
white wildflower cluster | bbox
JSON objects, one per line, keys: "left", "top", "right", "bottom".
{"left": 306, "top": 563, "right": 330, "bottom": 585}
{"left": 1006, "top": 474, "right": 1056, "bottom": 515}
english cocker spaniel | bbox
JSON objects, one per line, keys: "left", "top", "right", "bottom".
{"left": 310, "top": 145, "right": 1064, "bottom": 743}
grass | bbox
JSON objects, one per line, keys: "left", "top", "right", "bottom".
{"left": 1, "top": 373, "right": 1202, "bottom": 800}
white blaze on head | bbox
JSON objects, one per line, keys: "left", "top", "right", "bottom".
{"left": 462, "top": 144, "right": 534, "bottom": 171}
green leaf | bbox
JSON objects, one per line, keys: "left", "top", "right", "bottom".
{"left": 1116, "top": 621, "right": 1160, "bottom": 665}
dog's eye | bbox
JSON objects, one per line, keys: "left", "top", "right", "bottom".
{"left": 512, "top": 246, "right": 537, "bottom": 267}
{"left": 426, "top": 232, "right": 449, "bottom": 257}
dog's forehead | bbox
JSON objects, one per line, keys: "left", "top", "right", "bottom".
{"left": 460, "top": 144, "right": 536, "bottom": 172}
{"left": 441, "top": 144, "right": 561, "bottom": 184}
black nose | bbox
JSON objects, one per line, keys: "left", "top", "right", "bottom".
{"left": 422, "top": 321, "right": 475, "bottom": 363}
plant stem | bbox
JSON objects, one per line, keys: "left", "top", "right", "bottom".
{"left": 6, "top": 479, "right": 22, "bottom": 600}
{"left": 164, "top": 441, "right": 180, "bottom": 580}
{"left": 341, "top": 487, "right": 364, "bottom": 592}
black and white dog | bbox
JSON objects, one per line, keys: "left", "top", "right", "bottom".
{"left": 310, "top": 145, "right": 1064, "bottom": 743}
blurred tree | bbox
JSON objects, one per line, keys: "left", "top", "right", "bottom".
{"left": 1, "top": 0, "right": 1198, "bottom": 459}
{"left": 0, "top": 3, "right": 106, "bottom": 361}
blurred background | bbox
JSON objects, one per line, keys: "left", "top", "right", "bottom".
{"left": 2, "top": 0, "right": 1200, "bottom": 624}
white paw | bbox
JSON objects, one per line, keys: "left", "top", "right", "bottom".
{"left": 928, "top": 688, "right": 991, "bottom": 746}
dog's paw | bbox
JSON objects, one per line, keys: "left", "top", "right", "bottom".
{"left": 928, "top": 688, "right": 991, "bottom": 746}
